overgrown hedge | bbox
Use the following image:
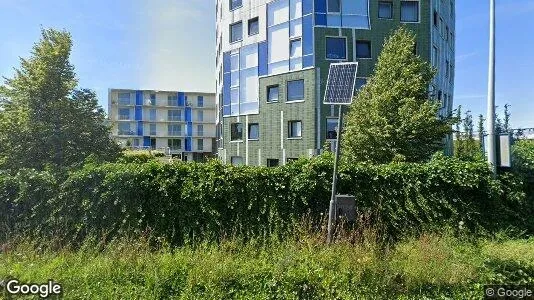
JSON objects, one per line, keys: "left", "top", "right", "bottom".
{"left": 1, "top": 153, "right": 532, "bottom": 245}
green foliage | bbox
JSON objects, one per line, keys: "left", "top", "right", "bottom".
{"left": 0, "top": 154, "right": 531, "bottom": 247}
{"left": 342, "top": 27, "right": 454, "bottom": 164}
{"left": 1, "top": 235, "right": 533, "bottom": 299}
{"left": 0, "top": 28, "right": 120, "bottom": 171}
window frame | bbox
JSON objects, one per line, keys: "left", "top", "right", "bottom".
{"left": 286, "top": 79, "right": 305, "bottom": 102}
{"left": 248, "top": 17, "right": 259, "bottom": 36}
{"left": 118, "top": 92, "right": 131, "bottom": 105}
{"left": 229, "top": 0, "right": 242, "bottom": 11}
{"left": 355, "top": 40, "right": 372, "bottom": 59}
{"left": 327, "top": 0, "right": 341, "bottom": 13}
{"left": 197, "top": 139, "right": 204, "bottom": 151}
{"left": 325, "top": 36, "right": 348, "bottom": 60}
{"left": 288, "top": 120, "right": 303, "bottom": 139}
{"left": 248, "top": 123, "right": 259, "bottom": 140}
{"left": 168, "top": 138, "right": 182, "bottom": 150}
{"left": 230, "top": 122, "right": 244, "bottom": 141}
{"left": 229, "top": 21, "right": 243, "bottom": 44}
{"left": 378, "top": 1, "right": 393, "bottom": 19}
{"left": 400, "top": 0, "right": 420, "bottom": 23}
{"left": 266, "top": 85, "right": 280, "bottom": 103}
{"left": 326, "top": 118, "right": 338, "bottom": 140}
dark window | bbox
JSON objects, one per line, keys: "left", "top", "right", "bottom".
{"left": 401, "top": 1, "right": 419, "bottom": 22}
{"left": 118, "top": 92, "right": 131, "bottom": 105}
{"left": 378, "top": 1, "right": 393, "bottom": 19}
{"left": 267, "top": 85, "right": 279, "bottom": 102}
{"left": 231, "top": 156, "right": 244, "bottom": 166}
{"left": 168, "top": 139, "right": 181, "bottom": 150}
{"left": 326, "top": 118, "right": 338, "bottom": 140}
{"left": 149, "top": 93, "right": 156, "bottom": 105}
{"left": 231, "top": 123, "right": 243, "bottom": 141}
{"left": 230, "top": 22, "right": 243, "bottom": 43}
{"left": 168, "top": 110, "right": 181, "bottom": 121}
{"left": 287, "top": 80, "right": 304, "bottom": 101}
{"left": 167, "top": 95, "right": 178, "bottom": 106}
{"left": 197, "top": 96, "right": 204, "bottom": 107}
{"left": 267, "top": 159, "right": 279, "bottom": 167}
{"left": 248, "top": 123, "right": 259, "bottom": 140}
{"left": 434, "top": 10, "right": 439, "bottom": 26}
{"left": 326, "top": 37, "right": 347, "bottom": 60}
{"left": 355, "top": 78, "right": 368, "bottom": 91}
{"left": 149, "top": 123, "right": 157, "bottom": 135}
{"left": 356, "top": 41, "right": 372, "bottom": 59}
{"left": 198, "top": 139, "right": 204, "bottom": 151}
{"left": 230, "top": 0, "right": 242, "bottom": 11}
{"left": 288, "top": 120, "right": 302, "bottom": 138}
{"left": 328, "top": 0, "right": 340, "bottom": 13}
{"left": 248, "top": 17, "right": 259, "bottom": 36}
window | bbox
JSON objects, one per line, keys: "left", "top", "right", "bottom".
{"left": 267, "top": 159, "right": 279, "bottom": 167}
{"left": 198, "top": 110, "right": 204, "bottom": 122}
{"left": 168, "top": 110, "right": 181, "bottom": 121}
{"left": 433, "top": 10, "right": 439, "bottom": 26}
{"left": 326, "top": 118, "right": 338, "bottom": 140}
{"left": 118, "top": 123, "right": 131, "bottom": 135}
{"left": 231, "top": 123, "right": 243, "bottom": 141}
{"left": 231, "top": 156, "right": 244, "bottom": 166}
{"left": 248, "top": 17, "right": 259, "bottom": 36}
{"left": 168, "top": 124, "right": 181, "bottom": 136}
{"left": 168, "top": 139, "right": 181, "bottom": 150}
{"left": 432, "top": 45, "right": 439, "bottom": 67}
{"left": 356, "top": 41, "right": 372, "bottom": 59}
{"left": 197, "top": 96, "right": 204, "bottom": 107}
{"left": 378, "top": 1, "right": 393, "bottom": 19}
{"left": 355, "top": 78, "right": 368, "bottom": 91}
{"left": 446, "top": 26, "right": 449, "bottom": 41}
{"left": 149, "top": 109, "right": 156, "bottom": 121}
{"left": 119, "top": 108, "right": 130, "bottom": 120}
{"left": 230, "top": 0, "right": 242, "bottom": 11}
{"left": 118, "top": 92, "right": 131, "bottom": 105}
{"left": 287, "top": 80, "right": 304, "bottom": 101}
{"left": 133, "top": 139, "right": 140, "bottom": 147}
{"left": 445, "top": 60, "right": 450, "bottom": 78}
{"left": 326, "top": 37, "right": 347, "bottom": 60}
{"left": 197, "top": 125, "right": 204, "bottom": 137}
{"left": 149, "top": 123, "right": 157, "bottom": 136}
{"left": 248, "top": 123, "right": 259, "bottom": 140}
{"left": 290, "top": 38, "right": 302, "bottom": 58}
{"left": 288, "top": 120, "right": 302, "bottom": 138}
{"left": 168, "top": 95, "right": 178, "bottom": 106}
{"left": 198, "top": 139, "right": 204, "bottom": 151}
{"left": 328, "top": 0, "right": 341, "bottom": 13}
{"left": 401, "top": 1, "right": 419, "bottom": 22}
{"left": 267, "top": 85, "right": 279, "bottom": 102}
{"left": 230, "top": 22, "right": 243, "bottom": 43}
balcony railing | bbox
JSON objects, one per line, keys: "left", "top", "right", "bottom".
{"left": 168, "top": 131, "right": 182, "bottom": 136}
{"left": 118, "top": 130, "right": 135, "bottom": 136}
{"left": 119, "top": 115, "right": 130, "bottom": 120}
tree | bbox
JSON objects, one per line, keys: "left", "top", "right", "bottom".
{"left": 503, "top": 103, "right": 511, "bottom": 133}
{"left": 0, "top": 28, "right": 120, "bottom": 171}
{"left": 342, "top": 27, "right": 454, "bottom": 164}
{"left": 477, "top": 114, "right": 485, "bottom": 146}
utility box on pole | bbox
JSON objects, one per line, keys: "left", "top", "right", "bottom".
{"left": 336, "top": 195, "right": 356, "bottom": 222}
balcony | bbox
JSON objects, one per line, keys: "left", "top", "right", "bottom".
{"left": 118, "top": 115, "right": 131, "bottom": 120}
{"left": 168, "top": 131, "right": 182, "bottom": 137}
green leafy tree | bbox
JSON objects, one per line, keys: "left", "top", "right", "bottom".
{"left": 477, "top": 114, "right": 485, "bottom": 146}
{"left": 0, "top": 28, "right": 120, "bottom": 171}
{"left": 342, "top": 27, "right": 454, "bottom": 163}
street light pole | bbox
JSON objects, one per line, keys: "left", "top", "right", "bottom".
{"left": 487, "top": 0, "right": 497, "bottom": 174}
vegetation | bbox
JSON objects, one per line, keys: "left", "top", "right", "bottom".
{"left": 0, "top": 29, "right": 119, "bottom": 172}
{"left": 1, "top": 233, "right": 533, "bottom": 299}
{"left": 342, "top": 27, "right": 454, "bottom": 164}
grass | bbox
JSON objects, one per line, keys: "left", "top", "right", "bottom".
{"left": 1, "top": 232, "right": 534, "bottom": 299}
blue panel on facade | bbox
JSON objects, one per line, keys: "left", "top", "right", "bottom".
{"left": 303, "top": 55, "right": 314, "bottom": 68}
{"left": 223, "top": 73, "right": 231, "bottom": 106}
{"left": 223, "top": 105, "right": 231, "bottom": 116}
{"left": 303, "top": 15, "right": 314, "bottom": 56}
{"left": 178, "top": 92, "right": 185, "bottom": 106}
{"left": 185, "top": 107, "right": 192, "bottom": 122}
{"left": 303, "top": 0, "right": 313, "bottom": 15}
{"left": 223, "top": 51, "right": 231, "bottom": 73}
{"left": 258, "top": 41, "right": 268, "bottom": 76}
{"left": 137, "top": 121, "right": 143, "bottom": 136}
{"left": 135, "top": 91, "right": 143, "bottom": 106}
{"left": 314, "top": 0, "right": 326, "bottom": 13}
{"left": 315, "top": 13, "right": 327, "bottom": 26}
{"left": 143, "top": 137, "right": 151, "bottom": 147}
{"left": 187, "top": 123, "right": 193, "bottom": 136}
{"left": 185, "top": 137, "right": 192, "bottom": 152}
{"left": 135, "top": 106, "right": 143, "bottom": 121}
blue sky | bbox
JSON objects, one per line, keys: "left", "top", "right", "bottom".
{"left": 0, "top": 0, "right": 533, "bottom": 128}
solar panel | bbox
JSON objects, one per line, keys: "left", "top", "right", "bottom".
{"left": 323, "top": 62, "right": 359, "bottom": 105}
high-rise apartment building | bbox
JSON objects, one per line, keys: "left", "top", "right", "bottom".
{"left": 108, "top": 89, "right": 216, "bottom": 162}
{"left": 216, "top": 0, "right": 455, "bottom": 166}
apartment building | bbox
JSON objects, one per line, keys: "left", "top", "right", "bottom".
{"left": 108, "top": 89, "right": 216, "bottom": 162}
{"left": 215, "top": 0, "right": 455, "bottom": 166}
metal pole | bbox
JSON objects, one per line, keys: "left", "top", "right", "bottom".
{"left": 487, "top": 0, "right": 497, "bottom": 175}
{"left": 327, "top": 105, "right": 343, "bottom": 244}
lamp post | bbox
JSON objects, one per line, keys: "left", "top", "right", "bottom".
{"left": 486, "top": 0, "right": 497, "bottom": 174}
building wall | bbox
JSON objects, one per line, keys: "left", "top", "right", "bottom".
{"left": 108, "top": 89, "right": 216, "bottom": 161}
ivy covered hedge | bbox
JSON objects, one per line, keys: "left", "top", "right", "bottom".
{"left": 0, "top": 154, "right": 532, "bottom": 245}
